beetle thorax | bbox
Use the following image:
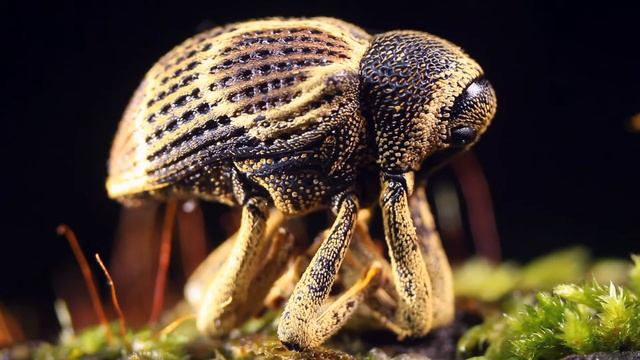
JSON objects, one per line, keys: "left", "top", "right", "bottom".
{"left": 359, "top": 31, "right": 483, "bottom": 173}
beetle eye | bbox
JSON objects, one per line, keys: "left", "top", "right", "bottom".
{"left": 450, "top": 126, "right": 476, "bottom": 147}
{"left": 448, "top": 76, "right": 495, "bottom": 122}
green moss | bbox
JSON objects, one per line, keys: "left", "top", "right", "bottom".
{"left": 454, "top": 247, "right": 598, "bottom": 303}
{"left": 31, "top": 321, "right": 201, "bottom": 360}
{"left": 25, "top": 313, "right": 357, "bottom": 359}
{"left": 458, "top": 255, "right": 640, "bottom": 360}
{"left": 629, "top": 255, "right": 640, "bottom": 294}
{"left": 518, "top": 248, "right": 589, "bottom": 290}
{"left": 454, "top": 258, "right": 521, "bottom": 302}
{"left": 12, "top": 249, "right": 638, "bottom": 360}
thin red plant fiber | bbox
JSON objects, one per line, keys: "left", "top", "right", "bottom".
{"left": 95, "top": 254, "right": 127, "bottom": 339}
{"left": 149, "top": 200, "right": 178, "bottom": 325}
{"left": 56, "top": 224, "right": 113, "bottom": 342}
{"left": 451, "top": 152, "right": 502, "bottom": 262}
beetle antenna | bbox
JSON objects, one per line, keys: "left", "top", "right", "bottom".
{"left": 149, "top": 199, "right": 178, "bottom": 325}
{"left": 95, "top": 253, "right": 127, "bottom": 339}
{"left": 57, "top": 224, "right": 113, "bottom": 342}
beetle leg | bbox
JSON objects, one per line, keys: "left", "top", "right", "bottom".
{"left": 186, "top": 209, "right": 293, "bottom": 330}
{"left": 379, "top": 172, "right": 434, "bottom": 338}
{"left": 190, "top": 197, "right": 277, "bottom": 336}
{"left": 184, "top": 233, "right": 235, "bottom": 309}
{"left": 277, "top": 193, "right": 382, "bottom": 351}
{"left": 344, "top": 184, "right": 454, "bottom": 338}
{"left": 408, "top": 185, "right": 454, "bottom": 328}
{"left": 242, "top": 225, "right": 297, "bottom": 315}
{"left": 185, "top": 209, "right": 285, "bottom": 308}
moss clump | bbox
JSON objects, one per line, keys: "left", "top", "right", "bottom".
{"left": 453, "top": 247, "right": 632, "bottom": 302}
{"left": 6, "top": 248, "right": 637, "bottom": 360}
{"left": 458, "top": 255, "right": 640, "bottom": 360}
{"left": 21, "top": 310, "right": 359, "bottom": 359}
{"left": 31, "top": 319, "right": 208, "bottom": 360}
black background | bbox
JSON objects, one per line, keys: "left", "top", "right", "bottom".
{"left": 2, "top": 0, "right": 639, "bottom": 338}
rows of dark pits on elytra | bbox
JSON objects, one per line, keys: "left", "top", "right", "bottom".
{"left": 146, "top": 27, "right": 350, "bottom": 122}
{"left": 151, "top": 45, "right": 340, "bottom": 117}
{"left": 159, "top": 60, "right": 201, "bottom": 86}
{"left": 145, "top": 71, "right": 309, "bottom": 153}
{"left": 157, "top": 26, "right": 345, "bottom": 81}
{"left": 235, "top": 86, "right": 339, "bottom": 121}
{"left": 238, "top": 27, "right": 344, "bottom": 41}
{"left": 154, "top": 27, "right": 225, "bottom": 77}
{"left": 247, "top": 92, "right": 342, "bottom": 149}
{"left": 141, "top": 26, "right": 351, "bottom": 168}
{"left": 156, "top": 26, "right": 300, "bottom": 73}
{"left": 212, "top": 57, "right": 332, "bottom": 88}
{"left": 146, "top": 73, "right": 200, "bottom": 121}
{"left": 210, "top": 46, "right": 345, "bottom": 77}
{"left": 151, "top": 121, "right": 322, "bottom": 182}
{"left": 254, "top": 92, "right": 341, "bottom": 129}
{"left": 154, "top": 43, "right": 211, "bottom": 83}
{"left": 234, "top": 91, "right": 301, "bottom": 117}
{"left": 226, "top": 74, "right": 308, "bottom": 103}
{"left": 152, "top": 26, "right": 344, "bottom": 82}
{"left": 160, "top": 26, "right": 237, "bottom": 72}
{"left": 145, "top": 89, "right": 225, "bottom": 145}
{"left": 226, "top": 29, "right": 349, "bottom": 54}
{"left": 146, "top": 111, "right": 347, "bottom": 185}
{"left": 146, "top": 127, "right": 262, "bottom": 182}
{"left": 149, "top": 35, "right": 219, "bottom": 106}
{"left": 146, "top": 88, "right": 306, "bottom": 163}
{"left": 145, "top": 90, "right": 338, "bottom": 167}
{"left": 146, "top": 114, "right": 237, "bottom": 163}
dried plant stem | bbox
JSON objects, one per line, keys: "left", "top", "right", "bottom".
{"left": 451, "top": 152, "right": 502, "bottom": 262}
{"left": 149, "top": 199, "right": 178, "bottom": 325}
{"left": 0, "top": 308, "right": 13, "bottom": 346}
{"left": 57, "top": 224, "right": 112, "bottom": 342}
{"left": 177, "top": 200, "right": 208, "bottom": 278}
{"left": 158, "top": 314, "right": 196, "bottom": 338}
{"left": 95, "top": 254, "right": 127, "bottom": 339}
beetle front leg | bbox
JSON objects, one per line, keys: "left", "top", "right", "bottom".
{"left": 380, "top": 172, "right": 434, "bottom": 338}
{"left": 352, "top": 182, "right": 454, "bottom": 337}
{"left": 277, "top": 193, "right": 382, "bottom": 350}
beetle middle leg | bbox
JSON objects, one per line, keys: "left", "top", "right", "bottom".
{"left": 408, "top": 185, "right": 454, "bottom": 328}
{"left": 277, "top": 192, "right": 382, "bottom": 350}
{"left": 322, "top": 182, "right": 454, "bottom": 338}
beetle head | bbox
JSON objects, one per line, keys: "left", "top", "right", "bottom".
{"left": 360, "top": 31, "right": 496, "bottom": 174}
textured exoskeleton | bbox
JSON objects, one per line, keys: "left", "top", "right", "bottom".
{"left": 106, "top": 17, "right": 496, "bottom": 350}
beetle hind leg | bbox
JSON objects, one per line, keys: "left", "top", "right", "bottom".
{"left": 186, "top": 197, "right": 293, "bottom": 336}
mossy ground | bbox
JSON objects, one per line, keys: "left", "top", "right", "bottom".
{"left": 4, "top": 249, "right": 639, "bottom": 360}
{"left": 457, "top": 252, "right": 640, "bottom": 360}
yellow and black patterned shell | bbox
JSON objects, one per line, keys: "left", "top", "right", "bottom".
{"left": 107, "top": 17, "right": 371, "bottom": 201}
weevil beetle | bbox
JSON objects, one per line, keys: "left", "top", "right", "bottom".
{"left": 106, "top": 17, "right": 496, "bottom": 350}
